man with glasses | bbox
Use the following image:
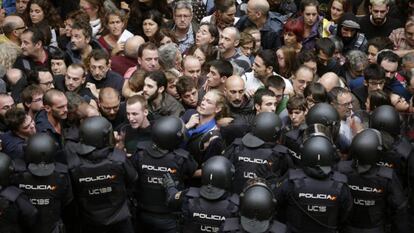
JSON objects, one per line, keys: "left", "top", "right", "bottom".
{"left": 171, "top": 1, "right": 199, "bottom": 53}
{"left": 330, "top": 87, "right": 354, "bottom": 152}
{"left": 98, "top": 87, "right": 127, "bottom": 130}
{"left": 1, "top": 15, "right": 26, "bottom": 45}
{"left": 353, "top": 64, "right": 386, "bottom": 109}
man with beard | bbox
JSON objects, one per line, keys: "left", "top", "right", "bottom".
{"left": 0, "top": 107, "right": 36, "bottom": 159}
{"left": 21, "top": 84, "right": 44, "bottom": 119}
{"left": 143, "top": 71, "right": 184, "bottom": 120}
{"left": 98, "top": 87, "right": 127, "bottom": 130}
{"left": 86, "top": 49, "right": 124, "bottom": 96}
{"left": 315, "top": 38, "right": 343, "bottom": 77}
{"left": 0, "top": 93, "right": 15, "bottom": 132}
{"left": 218, "top": 27, "right": 251, "bottom": 71}
{"left": 359, "top": 0, "right": 402, "bottom": 40}
{"left": 224, "top": 75, "right": 255, "bottom": 124}
{"left": 336, "top": 13, "right": 368, "bottom": 54}
{"left": 35, "top": 89, "right": 67, "bottom": 149}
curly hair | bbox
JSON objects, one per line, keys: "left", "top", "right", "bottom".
{"left": 0, "top": 42, "right": 22, "bottom": 70}
{"left": 29, "top": 0, "right": 62, "bottom": 28}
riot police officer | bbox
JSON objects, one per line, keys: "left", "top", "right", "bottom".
{"left": 132, "top": 116, "right": 198, "bottom": 233}
{"left": 224, "top": 112, "right": 291, "bottom": 193}
{"left": 163, "top": 156, "right": 239, "bottom": 233}
{"left": 369, "top": 105, "right": 413, "bottom": 188}
{"left": 220, "top": 178, "right": 287, "bottom": 233}
{"left": 337, "top": 128, "right": 409, "bottom": 233}
{"left": 13, "top": 133, "right": 73, "bottom": 233}
{"left": 66, "top": 116, "right": 138, "bottom": 233}
{"left": 275, "top": 135, "right": 353, "bottom": 233}
{"left": 0, "top": 152, "right": 37, "bottom": 233}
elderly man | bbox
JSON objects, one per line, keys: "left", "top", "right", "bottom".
{"left": 389, "top": 16, "right": 414, "bottom": 57}
{"left": 171, "top": 1, "right": 199, "bottom": 53}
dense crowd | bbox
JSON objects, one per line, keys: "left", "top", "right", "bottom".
{"left": 0, "top": 0, "right": 413, "bottom": 232}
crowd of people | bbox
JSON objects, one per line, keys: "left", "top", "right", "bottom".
{"left": 0, "top": 0, "right": 412, "bottom": 232}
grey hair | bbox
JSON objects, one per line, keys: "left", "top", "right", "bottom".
{"left": 158, "top": 43, "right": 180, "bottom": 70}
{"left": 346, "top": 50, "right": 368, "bottom": 72}
{"left": 329, "top": 36, "right": 344, "bottom": 52}
{"left": 174, "top": 1, "right": 193, "bottom": 14}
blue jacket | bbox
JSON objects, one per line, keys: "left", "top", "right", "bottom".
{"left": 0, "top": 131, "right": 25, "bottom": 159}
{"left": 2, "top": 0, "right": 16, "bottom": 15}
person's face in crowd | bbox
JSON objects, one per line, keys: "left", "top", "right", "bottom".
{"left": 380, "top": 59, "right": 398, "bottom": 79}
{"left": 367, "top": 45, "right": 378, "bottom": 64}
{"left": 218, "top": 28, "right": 237, "bottom": 53}
{"left": 206, "top": 66, "right": 223, "bottom": 88}
{"left": 17, "top": 115, "right": 36, "bottom": 138}
{"left": 143, "top": 77, "right": 163, "bottom": 101}
{"left": 317, "top": 50, "right": 330, "bottom": 66}
{"left": 89, "top": 58, "right": 110, "bottom": 81}
{"left": 65, "top": 66, "right": 86, "bottom": 92}
{"left": 405, "top": 24, "right": 414, "bottom": 47}
{"left": 250, "top": 30, "right": 261, "bottom": 52}
{"left": 225, "top": 81, "right": 244, "bottom": 108}
{"left": 196, "top": 25, "right": 214, "bottom": 47}
{"left": 283, "top": 31, "right": 298, "bottom": 47}
{"left": 143, "top": 18, "right": 159, "bottom": 38}
{"left": 138, "top": 48, "right": 160, "bottom": 72}
{"left": 64, "top": 19, "right": 73, "bottom": 37}
{"left": 369, "top": 4, "right": 388, "bottom": 25}
{"left": 80, "top": 0, "right": 98, "bottom": 19}
{"left": 99, "top": 96, "right": 120, "bottom": 120}
{"left": 29, "top": 93, "right": 43, "bottom": 113}
{"left": 303, "top": 60, "right": 318, "bottom": 75}
{"left": 13, "top": 18, "right": 26, "bottom": 39}
{"left": 292, "top": 68, "right": 313, "bottom": 95}
{"left": 252, "top": 56, "right": 271, "bottom": 79}
{"left": 341, "top": 26, "right": 356, "bottom": 39}
{"left": 71, "top": 29, "right": 90, "bottom": 51}
{"left": 218, "top": 4, "right": 236, "bottom": 24}
{"left": 108, "top": 14, "right": 124, "bottom": 37}
{"left": 38, "top": 71, "right": 54, "bottom": 91}
{"left": 390, "top": 93, "right": 410, "bottom": 112}
{"left": 289, "top": 109, "right": 306, "bottom": 127}
{"left": 335, "top": 92, "right": 353, "bottom": 120}
{"left": 197, "top": 91, "right": 222, "bottom": 116}
{"left": 330, "top": 1, "right": 344, "bottom": 22}
{"left": 51, "top": 59, "right": 67, "bottom": 76}
{"left": 276, "top": 49, "right": 286, "bottom": 69}
{"left": 256, "top": 95, "right": 277, "bottom": 113}
{"left": 174, "top": 8, "right": 192, "bottom": 30}
{"left": 241, "top": 41, "right": 254, "bottom": 57}
{"left": 20, "top": 32, "right": 38, "bottom": 57}
{"left": 268, "top": 87, "right": 284, "bottom": 104}
{"left": 366, "top": 79, "right": 385, "bottom": 92}
{"left": 127, "top": 101, "right": 148, "bottom": 129}
{"left": 246, "top": 1, "right": 258, "bottom": 22}
{"left": 303, "top": 5, "right": 318, "bottom": 27}
{"left": 48, "top": 94, "right": 68, "bottom": 120}
{"left": 181, "top": 88, "right": 198, "bottom": 108}
{"left": 29, "top": 3, "right": 44, "bottom": 24}
{"left": 16, "top": 0, "right": 29, "bottom": 14}
{"left": 160, "top": 36, "right": 173, "bottom": 46}
{"left": 184, "top": 59, "right": 202, "bottom": 82}
{"left": 0, "top": 96, "right": 14, "bottom": 117}
{"left": 193, "top": 48, "right": 206, "bottom": 66}
{"left": 167, "top": 79, "right": 179, "bottom": 99}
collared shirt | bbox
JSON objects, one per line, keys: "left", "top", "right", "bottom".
{"left": 389, "top": 27, "right": 414, "bottom": 50}
{"left": 174, "top": 24, "right": 194, "bottom": 54}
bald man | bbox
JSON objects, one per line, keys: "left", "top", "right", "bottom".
{"left": 111, "top": 36, "right": 145, "bottom": 76}
{"left": 219, "top": 27, "right": 251, "bottom": 71}
{"left": 318, "top": 72, "right": 342, "bottom": 92}
{"left": 225, "top": 75, "right": 255, "bottom": 120}
{"left": 98, "top": 87, "right": 127, "bottom": 129}
{"left": 235, "top": 0, "right": 283, "bottom": 50}
{"left": 183, "top": 55, "right": 203, "bottom": 87}
{"left": 1, "top": 15, "right": 26, "bottom": 45}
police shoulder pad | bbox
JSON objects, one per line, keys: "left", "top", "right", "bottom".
{"left": 288, "top": 169, "right": 306, "bottom": 180}
{"left": 377, "top": 166, "right": 393, "bottom": 180}
{"left": 185, "top": 187, "right": 200, "bottom": 198}
{"left": 241, "top": 133, "right": 265, "bottom": 148}
{"left": 270, "top": 220, "right": 287, "bottom": 233}
{"left": 336, "top": 160, "right": 353, "bottom": 174}
{"left": 229, "top": 193, "right": 240, "bottom": 206}
{"left": 173, "top": 148, "right": 189, "bottom": 159}
{"left": 13, "top": 159, "right": 27, "bottom": 173}
{"left": 66, "top": 153, "right": 81, "bottom": 169}
{"left": 222, "top": 217, "right": 240, "bottom": 231}
{"left": 331, "top": 171, "right": 348, "bottom": 183}
{"left": 109, "top": 148, "right": 127, "bottom": 162}
{"left": 273, "top": 144, "right": 289, "bottom": 154}
{"left": 232, "top": 138, "right": 243, "bottom": 146}
{"left": 54, "top": 163, "right": 68, "bottom": 173}
{"left": 0, "top": 186, "right": 23, "bottom": 202}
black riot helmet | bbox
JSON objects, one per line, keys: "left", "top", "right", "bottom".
{"left": 369, "top": 105, "right": 400, "bottom": 136}
{"left": 240, "top": 179, "right": 277, "bottom": 233}
{"left": 252, "top": 112, "right": 282, "bottom": 142}
{"left": 152, "top": 116, "right": 186, "bottom": 150}
{"left": 0, "top": 153, "right": 13, "bottom": 187}
{"left": 306, "top": 103, "right": 340, "bottom": 137}
{"left": 24, "top": 133, "right": 57, "bottom": 177}
{"left": 300, "top": 135, "right": 335, "bottom": 174}
{"left": 350, "top": 128, "right": 383, "bottom": 172}
{"left": 79, "top": 116, "right": 114, "bottom": 153}
{"left": 200, "top": 156, "right": 235, "bottom": 200}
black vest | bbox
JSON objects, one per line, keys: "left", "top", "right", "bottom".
{"left": 183, "top": 187, "right": 238, "bottom": 233}
{"left": 0, "top": 186, "right": 24, "bottom": 233}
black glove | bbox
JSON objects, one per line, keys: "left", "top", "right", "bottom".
{"left": 162, "top": 173, "right": 176, "bottom": 189}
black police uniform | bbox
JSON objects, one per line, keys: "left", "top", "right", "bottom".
{"left": 225, "top": 133, "right": 290, "bottom": 194}
{"left": 166, "top": 186, "right": 239, "bottom": 233}
{"left": 220, "top": 217, "right": 287, "bottom": 233}
{"left": 67, "top": 147, "right": 138, "bottom": 233}
{"left": 0, "top": 185, "right": 38, "bottom": 233}
{"left": 338, "top": 160, "right": 409, "bottom": 233}
{"left": 132, "top": 141, "right": 198, "bottom": 233}
{"left": 275, "top": 169, "right": 353, "bottom": 233}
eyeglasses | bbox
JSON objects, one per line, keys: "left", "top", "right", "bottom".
{"left": 175, "top": 14, "right": 191, "bottom": 19}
